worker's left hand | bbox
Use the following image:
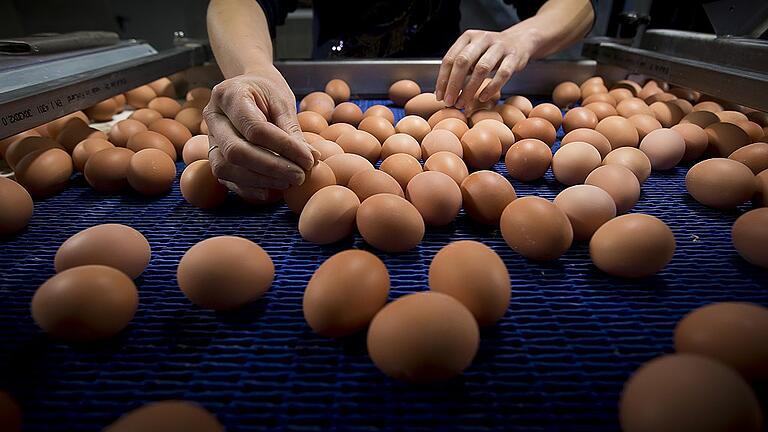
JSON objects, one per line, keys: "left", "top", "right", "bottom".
{"left": 435, "top": 28, "right": 540, "bottom": 109}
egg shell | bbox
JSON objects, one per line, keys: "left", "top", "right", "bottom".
{"left": 504, "top": 95, "right": 532, "bottom": 116}
{"left": 126, "top": 130, "right": 177, "bottom": 161}
{"left": 505, "top": 138, "right": 552, "bottom": 182}
{"left": 182, "top": 135, "right": 210, "bottom": 165}
{"left": 57, "top": 122, "right": 107, "bottom": 153}
{"left": 283, "top": 161, "right": 336, "bottom": 213}
{"left": 357, "top": 193, "right": 424, "bottom": 252}
{"left": 756, "top": 169, "right": 768, "bottom": 207}
{"left": 324, "top": 153, "right": 375, "bottom": 185}
{"left": 603, "top": 147, "right": 652, "bottom": 183}
{"left": 728, "top": 142, "right": 768, "bottom": 174}
{"left": 500, "top": 196, "right": 573, "bottom": 261}
{"left": 299, "top": 92, "right": 335, "bottom": 121}
{"left": 46, "top": 111, "right": 89, "bottom": 139}
{"left": 147, "top": 97, "right": 182, "bottom": 118}
{"left": 325, "top": 79, "right": 350, "bottom": 104}
{"left": 104, "top": 400, "right": 223, "bottom": 432}
{"left": 671, "top": 123, "right": 708, "bottom": 161}
{"left": 581, "top": 83, "right": 608, "bottom": 99}
{"left": 669, "top": 86, "right": 700, "bottom": 102}
{"left": 611, "top": 79, "right": 641, "bottom": 96}
{"left": 529, "top": 103, "right": 562, "bottom": 129}
{"left": 348, "top": 169, "right": 403, "bottom": 202}
{"left": 406, "top": 171, "right": 462, "bottom": 226}
{"left": 627, "top": 114, "right": 662, "bottom": 141}
{"left": 298, "top": 111, "right": 329, "bottom": 134}
{"left": 381, "top": 133, "right": 421, "bottom": 160}
{"left": 84, "top": 147, "right": 134, "bottom": 193}
{"left": 460, "top": 126, "right": 502, "bottom": 169}
{"left": 331, "top": 102, "right": 363, "bottom": 126}
{"left": 460, "top": 170, "right": 516, "bottom": 225}
{"left": 473, "top": 119, "right": 516, "bottom": 154}
{"left": 675, "top": 301, "right": 768, "bottom": 380}
{"left": 554, "top": 185, "right": 616, "bottom": 241}
{"left": 582, "top": 92, "right": 617, "bottom": 106}
{"left": 694, "top": 100, "right": 724, "bottom": 113}
{"left": 5, "top": 136, "right": 63, "bottom": 169}
{"left": 303, "top": 132, "right": 323, "bottom": 145}
{"left": 0, "top": 130, "right": 41, "bottom": 159}
{"left": 303, "top": 250, "right": 389, "bottom": 337}
{"left": 124, "top": 85, "right": 157, "bottom": 108}
{"left": 420, "top": 128, "right": 463, "bottom": 160}
{"left": 468, "top": 110, "right": 503, "bottom": 127}
{"left": 639, "top": 128, "right": 686, "bottom": 170}
{"left": 72, "top": 138, "right": 114, "bottom": 172}
{"left": 389, "top": 80, "right": 421, "bottom": 106}
{"left": 645, "top": 92, "right": 676, "bottom": 105}
{"left": 511, "top": 117, "right": 556, "bottom": 146}
{"left": 746, "top": 111, "right": 768, "bottom": 127}
{"left": 428, "top": 108, "right": 466, "bottom": 128}
{"left": 590, "top": 213, "right": 675, "bottom": 278}
{"left": 334, "top": 130, "right": 380, "bottom": 162}
{"left": 428, "top": 240, "right": 510, "bottom": 326}
{"left": 55, "top": 223, "right": 150, "bottom": 278}
{"left": 131, "top": 109, "right": 163, "bottom": 127}
{"left": 584, "top": 102, "right": 618, "bottom": 121}
{"left": 14, "top": 148, "right": 72, "bottom": 198}
{"left": 433, "top": 118, "right": 469, "bottom": 140}
{"left": 177, "top": 236, "right": 273, "bottom": 311}
{"left": 320, "top": 123, "right": 356, "bottom": 141}
{"left": 404, "top": 93, "right": 447, "bottom": 119}
{"left": 423, "top": 151, "right": 468, "bottom": 185}
{"left": 616, "top": 98, "right": 653, "bottom": 118}
{"left": 0, "top": 391, "right": 21, "bottom": 432}
{"left": 84, "top": 98, "right": 118, "bottom": 122}
{"left": 0, "top": 177, "right": 33, "bottom": 236}
{"left": 619, "top": 354, "right": 762, "bottom": 432}
{"left": 363, "top": 105, "right": 395, "bottom": 125}
{"left": 561, "top": 128, "right": 612, "bottom": 159}
{"left": 681, "top": 110, "right": 719, "bottom": 128}
{"left": 180, "top": 159, "right": 228, "bottom": 209}
{"left": 148, "top": 119, "right": 192, "bottom": 156}
{"left": 705, "top": 121, "right": 751, "bottom": 157}
{"left": 686, "top": 158, "right": 755, "bottom": 208}
{"left": 310, "top": 139, "right": 344, "bottom": 160}
{"left": 650, "top": 101, "right": 684, "bottom": 127}
{"left": 174, "top": 107, "right": 203, "bottom": 135}
{"left": 358, "top": 116, "right": 395, "bottom": 144}
{"left": 299, "top": 185, "right": 359, "bottom": 244}
{"left": 552, "top": 142, "right": 601, "bottom": 185}
{"left": 736, "top": 120, "right": 764, "bottom": 142}
{"left": 126, "top": 148, "right": 176, "bottom": 196}
{"left": 148, "top": 77, "right": 177, "bottom": 98}
{"left": 563, "top": 107, "right": 598, "bottom": 133}
{"left": 109, "top": 119, "right": 148, "bottom": 147}
{"left": 491, "top": 106, "right": 523, "bottom": 131}
{"left": 552, "top": 81, "right": 581, "bottom": 108}
{"left": 669, "top": 98, "right": 694, "bottom": 116}
{"left": 596, "top": 116, "right": 639, "bottom": 150}
{"left": 199, "top": 119, "right": 209, "bottom": 134}
{"left": 732, "top": 208, "right": 768, "bottom": 268}
{"left": 379, "top": 153, "right": 422, "bottom": 190}
{"left": 585, "top": 164, "right": 641, "bottom": 214}
{"left": 716, "top": 110, "right": 748, "bottom": 124}
{"left": 608, "top": 88, "right": 634, "bottom": 103}
{"left": 366, "top": 292, "right": 479, "bottom": 383}
{"left": 396, "top": 115, "right": 431, "bottom": 142}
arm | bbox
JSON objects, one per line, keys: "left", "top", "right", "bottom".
{"left": 435, "top": 0, "right": 595, "bottom": 109}
{"left": 207, "top": 0, "right": 273, "bottom": 78}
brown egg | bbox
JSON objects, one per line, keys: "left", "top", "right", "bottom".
{"left": 32, "top": 265, "right": 138, "bottom": 341}
{"left": 585, "top": 164, "right": 641, "bottom": 213}
{"left": 298, "top": 111, "right": 329, "bottom": 134}
{"left": 357, "top": 194, "right": 424, "bottom": 252}
{"left": 363, "top": 105, "right": 395, "bottom": 125}
{"left": 177, "top": 236, "right": 273, "bottom": 310}
{"left": 669, "top": 86, "right": 700, "bottom": 102}
{"left": 406, "top": 171, "right": 462, "bottom": 226}
{"left": 746, "top": 111, "right": 768, "bottom": 127}
{"left": 468, "top": 110, "right": 503, "bottom": 127}
{"left": 348, "top": 169, "right": 403, "bottom": 201}
{"left": 639, "top": 128, "right": 686, "bottom": 170}
{"left": 504, "top": 95, "right": 533, "bottom": 115}
{"left": 396, "top": 115, "right": 431, "bottom": 142}
{"left": 0, "top": 177, "right": 33, "bottom": 236}
{"left": 303, "top": 132, "right": 323, "bottom": 145}
{"left": 148, "top": 118, "right": 191, "bottom": 156}
{"left": 608, "top": 87, "right": 634, "bottom": 103}
{"left": 55, "top": 223, "right": 151, "bottom": 279}
{"left": 627, "top": 114, "right": 662, "bottom": 141}
{"left": 670, "top": 123, "right": 708, "bottom": 162}
{"left": 554, "top": 185, "right": 616, "bottom": 240}
{"left": 428, "top": 240, "right": 509, "bottom": 325}
{"left": 14, "top": 148, "right": 72, "bottom": 198}
{"left": 182, "top": 135, "right": 210, "bottom": 165}
{"left": 45, "top": 111, "right": 89, "bottom": 139}
{"left": 303, "top": 250, "right": 389, "bottom": 337}
{"left": 716, "top": 110, "right": 748, "bottom": 124}
{"left": 126, "top": 149, "right": 176, "bottom": 196}
{"left": 298, "top": 185, "right": 357, "bottom": 244}
{"left": 72, "top": 138, "right": 114, "bottom": 172}
{"left": 461, "top": 171, "right": 516, "bottom": 225}
{"left": 1, "top": 130, "right": 40, "bottom": 159}
{"left": 686, "top": 158, "right": 755, "bottom": 208}
{"left": 282, "top": 161, "right": 336, "bottom": 213}
{"left": 473, "top": 119, "right": 515, "bottom": 154}
{"left": 175, "top": 107, "right": 203, "bottom": 135}
{"left": 494, "top": 104, "right": 525, "bottom": 130}
{"left": 755, "top": 169, "right": 768, "bottom": 206}
{"left": 124, "top": 85, "right": 157, "bottom": 108}
{"left": 732, "top": 208, "right": 768, "bottom": 267}
{"left": 148, "top": 97, "right": 182, "bottom": 118}
{"left": 461, "top": 126, "right": 502, "bottom": 169}
{"left": 669, "top": 98, "right": 694, "bottom": 116}
{"left": 616, "top": 98, "right": 653, "bottom": 118}
{"left": 331, "top": 102, "right": 363, "bottom": 126}
{"left": 367, "top": 292, "right": 479, "bottom": 382}
{"left": 563, "top": 107, "right": 598, "bottom": 133}
{"left": 552, "top": 142, "right": 601, "bottom": 185}
{"left": 299, "top": 92, "right": 335, "bottom": 121}
{"left": 0, "top": 391, "right": 21, "bottom": 432}
{"left": 581, "top": 76, "right": 605, "bottom": 88}
{"left": 596, "top": 116, "right": 639, "bottom": 149}
{"left": 675, "top": 301, "right": 768, "bottom": 380}
{"left": 428, "top": 108, "right": 466, "bottom": 128}
{"left": 423, "top": 151, "right": 468, "bottom": 185}
{"left": 500, "top": 196, "right": 573, "bottom": 260}
{"left": 5, "top": 136, "right": 63, "bottom": 169}
{"left": 381, "top": 133, "right": 421, "bottom": 160}
{"left": 562, "top": 128, "right": 611, "bottom": 158}
{"left": 433, "top": 118, "right": 469, "bottom": 140}
{"left": 199, "top": 119, "right": 209, "bottom": 134}
{"left": 584, "top": 102, "right": 619, "bottom": 121}
{"left": 420, "top": 128, "right": 463, "bottom": 160}
{"left": 187, "top": 87, "right": 212, "bottom": 106}
{"left": 638, "top": 81, "right": 663, "bottom": 100}
{"left": 379, "top": 153, "right": 422, "bottom": 190}
{"left": 358, "top": 116, "right": 395, "bottom": 144}
{"left": 104, "top": 400, "right": 223, "bottom": 432}
{"left": 583, "top": 92, "right": 617, "bottom": 106}
{"left": 84, "top": 98, "right": 118, "bottom": 122}
{"left": 552, "top": 81, "right": 581, "bottom": 108}
{"left": 650, "top": 101, "right": 684, "bottom": 127}
{"left": 318, "top": 123, "right": 353, "bottom": 142}
{"left": 109, "top": 119, "right": 147, "bottom": 147}
{"left": 590, "top": 213, "right": 674, "bottom": 277}
{"left": 645, "top": 92, "right": 676, "bottom": 105}
{"left": 310, "top": 139, "right": 344, "bottom": 161}
{"left": 680, "top": 110, "right": 719, "bottom": 129}
{"left": 127, "top": 130, "right": 177, "bottom": 160}
{"left": 694, "top": 100, "right": 724, "bottom": 112}
{"left": 404, "top": 92, "right": 447, "bottom": 119}
{"left": 325, "top": 79, "right": 350, "bottom": 104}
{"left": 56, "top": 120, "right": 106, "bottom": 153}
{"left": 335, "top": 131, "right": 380, "bottom": 163}
{"left": 389, "top": 80, "right": 421, "bottom": 106}
{"left": 180, "top": 159, "right": 228, "bottom": 208}
{"left": 611, "top": 79, "right": 642, "bottom": 96}
{"left": 113, "top": 94, "right": 127, "bottom": 113}
{"left": 729, "top": 142, "right": 768, "bottom": 174}
{"left": 84, "top": 147, "right": 134, "bottom": 193}
{"left": 581, "top": 83, "right": 608, "bottom": 99}
{"left": 130, "top": 108, "right": 163, "bottom": 126}
{"left": 736, "top": 120, "right": 764, "bottom": 142}
{"left": 512, "top": 117, "right": 556, "bottom": 146}
{"left": 529, "top": 103, "right": 562, "bottom": 129}
{"left": 505, "top": 138, "right": 552, "bottom": 181}
{"left": 603, "top": 147, "right": 652, "bottom": 183}
{"left": 619, "top": 354, "right": 762, "bottom": 432}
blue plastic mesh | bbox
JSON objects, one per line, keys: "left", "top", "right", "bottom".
{"left": 1, "top": 99, "right": 766, "bottom": 431}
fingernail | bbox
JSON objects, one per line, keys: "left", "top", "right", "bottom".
{"left": 290, "top": 168, "right": 306, "bottom": 185}
{"left": 435, "top": 90, "right": 443, "bottom": 101}
{"left": 444, "top": 94, "right": 455, "bottom": 106}
{"left": 478, "top": 93, "right": 489, "bottom": 103}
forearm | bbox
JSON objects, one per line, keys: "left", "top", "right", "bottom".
{"left": 505, "top": 0, "right": 594, "bottom": 60}
{"left": 207, "top": 0, "right": 274, "bottom": 78}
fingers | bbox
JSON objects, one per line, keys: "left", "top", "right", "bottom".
{"left": 455, "top": 43, "right": 504, "bottom": 109}
{"left": 479, "top": 55, "right": 519, "bottom": 102}
{"left": 435, "top": 33, "right": 471, "bottom": 101}
{"left": 269, "top": 96, "right": 319, "bottom": 167}
{"left": 209, "top": 146, "right": 292, "bottom": 190}
{"left": 443, "top": 37, "right": 492, "bottom": 107}
{"left": 219, "top": 179, "right": 268, "bottom": 202}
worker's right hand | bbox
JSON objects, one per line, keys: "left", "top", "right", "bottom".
{"left": 203, "top": 65, "right": 315, "bottom": 201}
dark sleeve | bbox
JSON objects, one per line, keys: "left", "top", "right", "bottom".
{"left": 504, "top": 0, "right": 597, "bottom": 22}
{"left": 255, "top": 0, "right": 298, "bottom": 37}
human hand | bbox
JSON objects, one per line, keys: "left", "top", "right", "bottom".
{"left": 435, "top": 28, "right": 540, "bottom": 109}
{"left": 203, "top": 65, "right": 317, "bottom": 201}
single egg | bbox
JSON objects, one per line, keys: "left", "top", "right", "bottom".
{"left": 84, "top": 98, "right": 118, "bottom": 122}
{"left": 148, "top": 96, "right": 181, "bottom": 118}
{"left": 72, "top": 138, "right": 114, "bottom": 172}
{"left": 389, "top": 80, "right": 421, "bottom": 106}
{"left": 705, "top": 122, "right": 750, "bottom": 157}
{"left": 45, "top": 111, "right": 89, "bottom": 139}
{"left": 325, "top": 79, "right": 350, "bottom": 104}
{"left": 728, "top": 142, "right": 768, "bottom": 174}
{"left": 182, "top": 135, "right": 210, "bottom": 165}
{"left": 590, "top": 213, "right": 675, "bottom": 277}
{"left": 421, "top": 129, "right": 463, "bottom": 159}
{"left": 428, "top": 108, "right": 466, "bottom": 128}
{"left": 148, "top": 118, "right": 192, "bottom": 156}
{"left": 0, "top": 177, "right": 33, "bottom": 236}
{"left": 732, "top": 208, "right": 768, "bottom": 268}
{"left": 554, "top": 185, "right": 616, "bottom": 241}
{"left": 298, "top": 111, "right": 329, "bottom": 134}
{"left": 381, "top": 133, "right": 422, "bottom": 160}
{"left": 299, "top": 92, "right": 335, "bottom": 121}
{"left": 126, "top": 148, "right": 176, "bottom": 196}
{"left": 627, "top": 114, "right": 662, "bottom": 141}
{"left": 650, "top": 101, "right": 684, "bottom": 127}
{"left": 563, "top": 107, "right": 598, "bottom": 133}
{"left": 504, "top": 138, "right": 552, "bottom": 182}
{"left": 84, "top": 147, "right": 134, "bottom": 193}
{"left": 303, "top": 250, "right": 389, "bottom": 337}
{"left": 367, "top": 292, "right": 479, "bottom": 383}
{"left": 104, "top": 400, "right": 223, "bottom": 432}
{"left": 552, "top": 142, "right": 601, "bottom": 185}
{"left": 608, "top": 87, "right": 634, "bottom": 103}
{"left": 127, "top": 131, "right": 177, "bottom": 160}
{"left": 612, "top": 79, "right": 642, "bottom": 96}
{"left": 500, "top": 196, "right": 573, "bottom": 260}
{"left": 671, "top": 123, "right": 708, "bottom": 162}
{"left": 639, "top": 128, "right": 686, "bottom": 170}
{"left": 298, "top": 185, "right": 359, "bottom": 244}
{"left": 603, "top": 147, "right": 652, "bottom": 183}
{"left": 404, "top": 93, "right": 447, "bottom": 119}
{"left": 433, "top": 118, "right": 469, "bottom": 140}
{"left": 561, "top": 128, "right": 611, "bottom": 158}
{"left": 583, "top": 92, "right": 617, "bottom": 106}
{"left": 736, "top": 120, "right": 764, "bottom": 142}
{"left": 320, "top": 122, "right": 356, "bottom": 141}
{"left": 57, "top": 121, "right": 107, "bottom": 153}
{"left": 324, "top": 153, "right": 375, "bottom": 185}
{"left": 581, "top": 83, "right": 608, "bottom": 99}
{"left": 423, "top": 151, "right": 468, "bottom": 185}
{"left": 186, "top": 87, "right": 212, "bottom": 107}
{"left": 429, "top": 240, "right": 510, "bottom": 326}
{"left": 380, "top": 153, "right": 423, "bottom": 190}
{"left": 461, "top": 126, "right": 502, "bottom": 169}
{"left": 130, "top": 109, "right": 164, "bottom": 128}
{"left": 348, "top": 169, "right": 403, "bottom": 201}
{"left": 406, "top": 171, "right": 462, "bottom": 226}
{"left": 669, "top": 98, "right": 694, "bottom": 115}
{"left": 180, "top": 159, "right": 229, "bottom": 208}
{"left": 716, "top": 110, "right": 748, "bottom": 124}
{"left": 461, "top": 170, "right": 517, "bottom": 225}
{"left": 504, "top": 95, "right": 533, "bottom": 116}
{"left": 331, "top": 102, "right": 363, "bottom": 126}
{"left": 396, "top": 115, "right": 431, "bottom": 142}
{"left": 14, "top": 148, "right": 72, "bottom": 198}
{"left": 55, "top": 223, "right": 151, "bottom": 278}
{"left": 1, "top": 130, "right": 41, "bottom": 159}
{"left": 358, "top": 116, "right": 395, "bottom": 144}
{"left": 283, "top": 161, "right": 336, "bottom": 213}
{"left": 357, "top": 193, "right": 424, "bottom": 252}
{"left": 124, "top": 85, "right": 157, "bottom": 108}
{"left": 175, "top": 107, "right": 203, "bottom": 134}
{"left": 363, "top": 105, "right": 395, "bottom": 125}
{"left": 529, "top": 103, "right": 562, "bottom": 129}
{"left": 109, "top": 119, "right": 147, "bottom": 147}
{"left": 303, "top": 131, "right": 322, "bottom": 144}
{"left": 584, "top": 102, "right": 618, "bottom": 121}
{"left": 753, "top": 169, "right": 768, "bottom": 207}
{"left": 511, "top": 117, "right": 556, "bottom": 146}
{"left": 686, "top": 158, "right": 755, "bottom": 208}
{"left": 696, "top": 101, "right": 727, "bottom": 113}
{"left": 5, "top": 136, "right": 64, "bottom": 171}
{"left": 473, "top": 119, "right": 515, "bottom": 154}
{"left": 468, "top": 110, "right": 503, "bottom": 127}
{"left": 596, "top": 116, "right": 640, "bottom": 150}
{"left": 585, "top": 164, "right": 641, "bottom": 213}
{"left": 681, "top": 110, "right": 719, "bottom": 128}
{"left": 336, "top": 130, "right": 381, "bottom": 163}
{"left": 311, "top": 139, "right": 344, "bottom": 160}
{"left": 148, "top": 77, "right": 176, "bottom": 98}
{"left": 552, "top": 81, "right": 581, "bottom": 108}
{"left": 495, "top": 104, "right": 526, "bottom": 130}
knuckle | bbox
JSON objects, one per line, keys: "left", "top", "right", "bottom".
{"left": 239, "top": 117, "right": 263, "bottom": 142}
{"left": 475, "top": 62, "right": 492, "bottom": 74}
{"left": 454, "top": 54, "right": 471, "bottom": 68}
{"left": 442, "top": 55, "right": 455, "bottom": 67}
{"left": 221, "top": 139, "right": 245, "bottom": 164}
